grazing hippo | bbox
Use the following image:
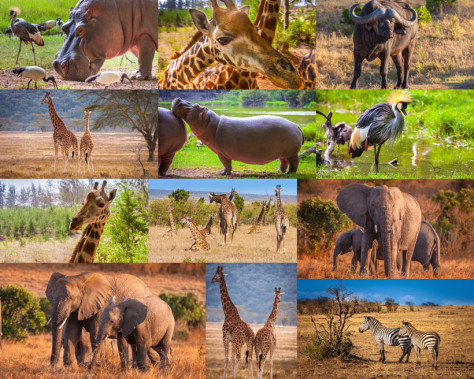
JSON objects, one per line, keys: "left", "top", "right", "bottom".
{"left": 158, "top": 107, "right": 187, "bottom": 176}
{"left": 171, "top": 98, "right": 304, "bottom": 175}
{"left": 54, "top": 0, "right": 157, "bottom": 81}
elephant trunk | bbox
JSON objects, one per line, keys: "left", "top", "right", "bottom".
{"left": 332, "top": 246, "right": 341, "bottom": 271}
{"left": 89, "top": 322, "right": 111, "bottom": 369}
{"left": 381, "top": 226, "right": 397, "bottom": 277}
{"left": 50, "top": 301, "right": 71, "bottom": 366}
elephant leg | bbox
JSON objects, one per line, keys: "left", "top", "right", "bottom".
{"left": 136, "top": 345, "right": 148, "bottom": 370}
{"left": 430, "top": 244, "right": 440, "bottom": 276}
{"left": 118, "top": 335, "right": 130, "bottom": 369}
{"left": 63, "top": 315, "right": 82, "bottom": 366}
{"left": 359, "top": 233, "right": 374, "bottom": 276}
{"left": 350, "top": 254, "right": 359, "bottom": 272}
{"left": 76, "top": 329, "right": 92, "bottom": 365}
{"left": 154, "top": 325, "right": 173, "bottom": 369}
{"left": 148, "top": 347, "right": 160, "bottom": 366}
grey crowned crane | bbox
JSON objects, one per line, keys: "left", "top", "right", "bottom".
{"left": 9, "top": 8, "right": 44, "bottom": 65}
{"left": 85, "top": 71, "right": 133, "bottom": 88}
{"left": 12, "top": 66, "right": 58, "bottom": 89}
{"left": 348, "top": 91, "right": 413, "bottom": 173}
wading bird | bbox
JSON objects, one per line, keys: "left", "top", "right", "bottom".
{"left": 348, "top": 91, "right": 413, "bottom": 173}
{"left": 85, "top": 71, "right": 133, "bottom": 88}
{"left": 56, "top": 17, "right": 64, "bottom": 35}
{"left": 12, "top": 66, "right": 58, "bottom": 89}
{"left": 9, "top": 8, "right": 44, "bottom": 65}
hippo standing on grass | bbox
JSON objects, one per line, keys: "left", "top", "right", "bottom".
{"left": 171, "top": 98, "right": 304, "bottom": 175}
{"left": 158, "top": 107, "right": 188, "bottom": 176}
{"left": 54, "top": 0, "right": 157, "bottom": 81}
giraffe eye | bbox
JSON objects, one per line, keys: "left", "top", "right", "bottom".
{"left": 217, "top": 36, "right": 233, "bottom": 46}
{"left": 97, "top": 201, "right": 105, "bottom": 208}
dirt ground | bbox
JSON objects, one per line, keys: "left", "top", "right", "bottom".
{"left": 298, "top": 306, "right": 474, "bottom": 378}
{"left": 206, "top": 322, "right": 297, "bottom": 379}
{"left": 0, "top": 132, "right": 157, "bottom": 178}
{"left": 149, "top": 225, "right": 297, "bottom": 263}
{"left": 161, "top": 168, "right": 310, "bottom": 179}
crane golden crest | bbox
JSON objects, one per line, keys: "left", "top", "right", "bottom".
{"left": 386, "top": 90, "right": 413, "bottom": 105}
{"left": 9, "top": 7, "right": 21, "bottom": 15}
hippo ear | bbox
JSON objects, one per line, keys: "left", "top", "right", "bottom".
{"left": 190, "top": 9, "right": 211, "bottom": 35}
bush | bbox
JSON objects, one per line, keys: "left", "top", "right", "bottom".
{"left": 426, "top": 0, "right": 457, "bottom": 14}
{"left": 416, "top": 6, "right": 432, "bottom": 23}
{"left": 306, "top": 331, "right": 355, "bottom": 361}
{"left": 340, "top": 6, "right": 362, "bottom": 25}
{"left": 159, "top": 292, "right": 205, "bottom": 327}
{"left": 0, "top": 285, "right": 46, "bottom": 340}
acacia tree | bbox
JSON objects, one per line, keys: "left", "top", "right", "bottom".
{"left": 83, "top": 91, "right": 158, "bottom": 161}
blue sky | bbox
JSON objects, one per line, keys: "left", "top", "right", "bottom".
{"left": 298, "top": 280, "right": 474, "bottom": 306}
{"left": 149, "top": 179, "right": 297, "bottom": 196}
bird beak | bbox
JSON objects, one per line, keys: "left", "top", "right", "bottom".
{"left": 401, "top": 109, "right": 407, "bottom": 116}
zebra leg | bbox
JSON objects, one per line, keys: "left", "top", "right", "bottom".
{"left": 378, "top": 342, "right": 385, "bottom": 362}
{"left": 405, "top": 344, "right": 412, "bottom": 363}
{"left": 416, "top": 346, "right": 421, "bottom": 366}
{"left": 431, "top": 348, "right": 438, "bottom": 369}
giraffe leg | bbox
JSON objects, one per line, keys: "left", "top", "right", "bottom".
{"left": 54, "top": 143, "right": 59, "bottom": 172}
{"left": 231, "top": 342, "right": 242, "bottom": 379}
{"left": 223, "top": 335, "right": 230, "bottom": 379}
{"left": 269, "top": 341, "right": 276, "bottom": 379}
{"left": 62, "top": 147, "right": 69, "bottom": 171}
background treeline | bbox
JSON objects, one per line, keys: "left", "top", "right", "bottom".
{"left": 160, "top": 89, "right": 316, "bottom": 109}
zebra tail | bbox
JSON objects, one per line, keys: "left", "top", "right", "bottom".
{"left": 72, "top": 150, "right": 75, "bottom": 159}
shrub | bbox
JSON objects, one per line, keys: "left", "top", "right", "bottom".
{"left": 426, "top": 0, "right": 457, "bottom": 14}
{"left": 159, "top": 292, "right": 205, "bottom": 327}
{"left": 340, "top": 6, "right": 361, "bottom": 25}
{"left": 306, "top": 331, "right": 355, "bottom": 361}
{"left": 0, "top": 285, "right": 46, "bottom": 340}
{"left": 416, "top": 6, "right": 432, "bottom": 23}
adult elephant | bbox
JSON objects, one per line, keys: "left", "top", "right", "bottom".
{"left": 46, "top": 272, "right": 152, "bottom": 367}
{"left": 336, "top": 184, "right": 422, "bottom": 277}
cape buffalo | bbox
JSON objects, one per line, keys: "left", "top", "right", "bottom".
{"left": 350, "top": 0, "right": 418, "bottom": 89}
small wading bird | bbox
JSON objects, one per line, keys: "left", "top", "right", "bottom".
{"left": 348, "top": 91, "right": 413, "bottom": 173}
{"left": 56, "top": 17, "right": 64, "bottom": 35}
{"left": 9, "top": 8, "right": 44, "bottom": 65}
{"left": 12, "top": 66, "right": 58, "bottom": 89}
{"left": 85, "top": 71, "right": 133, "bottom": 88}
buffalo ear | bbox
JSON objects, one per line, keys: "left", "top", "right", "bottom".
{"left": 336, "top": 184, "right": 372, "bottom": 228}
{"left": 46, "top": 272, "right": 66, "bottom": 300}
{"left": 78, "top": 273, "right": 113, "bottom": 320}
{"left": 120, "top": 299, "right": 148, "bottom": 337}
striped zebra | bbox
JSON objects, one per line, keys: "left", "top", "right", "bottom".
{"left": 359, "top": 316, "right": 412, "bottom": 362}
{"left": 398, "top": 320, "right": 441, "bottom": 369}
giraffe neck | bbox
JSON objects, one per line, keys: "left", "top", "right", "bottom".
{"left": 186, "top": 219, "right": 204, "bottom": 241}
{"left": 264, "top": 297, "right": 280, "bottom": 330}
{"left": 276, "top": 192, "right": 282, "bottom": 208}
{"left": 168, "top": 210, "right": 176, "bottom": 232}
{"left": 85, "top": 116, "right": 90, "bottom": 133}
{"left": 256, "top": 204, "right": 266, "bottom": 225}
{"left": 255, "top": 0, "right": 280, "bottom": 43}
{"left": 203, "top": 216, "right": 213, "bottom": 232}
{"left": 218, "top": 278, "right": 240, "bottom": 319}
{"left": 46, "top": 99, "right": 66, "bottom": 131}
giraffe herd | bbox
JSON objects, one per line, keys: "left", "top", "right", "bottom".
{"left": 212, "top": 266, "right": 284, "bottom": 379}
{"left": 163, "top": 186, "right": 290, "bottom": 254}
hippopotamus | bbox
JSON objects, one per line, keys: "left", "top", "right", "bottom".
{"left": 158, "top": 107, "right": 187, "bottom": 176}
{"left": 171, "top": 98, "right": 304, "bottom": 175}
{"left": 54, "top": 0, "right": 157, "bottom": 81}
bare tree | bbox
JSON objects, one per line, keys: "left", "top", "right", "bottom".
{"left": 283, "top": 0, "right": 290, "bottom": 30}
{"left": 81, "top": 91, "right": 158, "bottom": 161}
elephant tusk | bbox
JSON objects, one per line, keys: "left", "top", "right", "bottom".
{"left": 374, "top": 224, "right": 378, "bottom": 233}
{"left": 58, "top": 318, "right": 68, "bottom": 330}
{"left": 46, "top": 318, "right": 51, "bottom": 326}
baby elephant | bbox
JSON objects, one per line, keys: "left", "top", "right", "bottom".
{"left": 90, "top": 296, "right": 175, "bottom": 370}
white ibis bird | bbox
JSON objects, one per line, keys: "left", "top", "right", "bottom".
{"left": 12, "top": 66, "right": 58, "bottom": 89}
{"left": 348, "top": 91, "right": 413, "bottom": 173}
{"left": 56, "top": 17, "right": 64, "bottom": 35}
{"left": 9, "top": 8, "right": 44, "bottom": 65}
{"left": 85, "top": 71, "right": 133, "bottom": 88}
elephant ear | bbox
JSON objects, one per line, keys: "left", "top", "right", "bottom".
{"left": 46, "top": 272, "right": 66, "bottom": 301}
{"left": 120, "top": 298, "right": 148, "bottom": 337}
{"left": 78, "top": 273, "right": 113, "bottom": 320}
{"left": 336, "top": 184, "right": 372, "bottom": 228}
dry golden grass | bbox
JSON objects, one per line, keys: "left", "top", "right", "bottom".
{"left": 298, "top": 306, "right": 474, "bottom": 378}
{"left": 0, "top": 132, "right": 157, "bottom": 178}
{"left": 0, "top": 237, "right": 77, "bottom": 263}
{"left": 206, "top": 322, "right": 297, "bottom": 379}
{"left": 149, "top": 225, "right": 297, "bottom": 263}
{"left": 297, "top": 254, "right": 474, "bottom": 279}
{"left": 0, "top": 330, "right": 205, "bottom": 379}
{"left": 316, "top": 0, "right": 474, "bottom": 89}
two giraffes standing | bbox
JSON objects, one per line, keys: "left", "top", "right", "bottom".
{"left": 212, "top": 266, "right": 284, "bottom": 379}
{"left": 41, "top": 92, "right": 94, "bottom": 173}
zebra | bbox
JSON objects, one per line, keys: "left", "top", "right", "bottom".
{"left": 398, "top": 320, "right": 441, "bottom": 369}
{"left": 359, "top": 316, "right": 412, "bottom": 362}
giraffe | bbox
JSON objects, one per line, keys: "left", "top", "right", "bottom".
{"left": 200, "top": 214, "right": 215, "bottom": 236}
{"left": 41, "top": 92, "right": 78, "bottom": 172}
{"left": 228, "top": 188, "right": 238, "bottom": 235}
{"left": 274, "top": 185, "right": 289, "bottom": 254}
{"left": 158, "top": 0, "right": 300, "bottom": 90}
{"left": 246, "top": 200, "right": 268, "bottom": 234}
{"left": 211, "top": 266, "right": 255, "bottom": 379}
{"left": 209, "top": 193, "right": 235, "bottom": 245}
{"left": 297, "top": 48, "right": 316, "bottom": 89}
{"left": 68, "top": 181, "right": 117, "bottom": 263}
{"left": 163, "top": 205, "right": 177, "bottom": 238}
{"left": 191, "top": 0, "right": 283, "bottom": 89}
{"left": 78, "top": 109, "right": 94, "bottom": 173}
{"left": 255, "top": 288, "right": 283, "bottom": 379}
{"left": 179, "top": 215, "right": 211, "bottom": 251}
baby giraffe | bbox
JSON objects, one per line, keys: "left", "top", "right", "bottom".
{"left": 78, "top": 109, "right": 94, "bottom": 172}
{"left": 255, "top": 288, "right": 284, "bottom": 379}
{"left": 179, "top": 215, "right": 211, "bottom": 251}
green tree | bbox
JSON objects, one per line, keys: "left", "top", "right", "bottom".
{"left": 169, "top": 189, "right": 190, "bottom": 202}
{"left": 0, "top": 285, "right": 46, "bottom": 341}
{"left": 232, "top": 192, "right": 244, "bottom": 213}
{"left": 159, "top": 292, "right": 205, "bottom": 327}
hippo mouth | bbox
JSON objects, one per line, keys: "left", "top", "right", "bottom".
{"left": 53, "top": 57, "right": 92, "bottom": 82}
{"left": 171, "top": 98, "right": 193, "bottom": 118}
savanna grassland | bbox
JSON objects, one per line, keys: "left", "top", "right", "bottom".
{"left": 316, "top": 0, "right": 474, "bottom": 89}
{"left": 206, "top": 322, "right": 297, "bottom": 379}
{"left": 0, "top": 264, "right": 206, "bottom": 379}
{"left": 0, "top": 132, "right": 157, "bottom": 178}
{"left": 149, "top": 224, "right": 297, "bottom": 263}
{"left": 298, "top": 306, "right": 474, "bottom": 378}
{"left": 297, "top": 179, "right": 474, "bottom": 279}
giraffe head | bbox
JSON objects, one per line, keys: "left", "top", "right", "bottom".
{"left": 70, "top": 180, "right": 117, "bottom": 230}
{"left": 167, "top": 205, "right": 173, "bottom": 213}
{"left": 179, "top": 215, "right": 192, "bottom": 224}
{"left": 84, "top": 109, "right": 91, "bottom": 120}
{"left": 274, "top": 185, "right": 284, "bottom": 197}
{"left": 211, "top": 265, "right": 227, "bottom": 283}
{"left": 209, "top": 193, "right": 227, "bottom": 204}
{"left": 189, "top": 0, "right": 300, "bottom": 89}
{"left": 41, "top": 92, "right": 52, "bottom": 104}
{"left": 274, "top": 287, "right": 284, "bottom": 302}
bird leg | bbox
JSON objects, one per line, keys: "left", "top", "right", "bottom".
{"left": 31, "top": 43, "right": 37, "bottom": 65}
{"left": 16, "top": 40, "right": 22, "bottom": 64}
{"left": 27, "top": 79, "right": 32, "bottom": 89}
{"left": 374, "top": 144, "right": 382, "bottom": 174}
{"left": 34, "top": 81, "right": 37, "bottom": 89}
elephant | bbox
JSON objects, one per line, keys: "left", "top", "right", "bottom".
{"left": 90, "top": 296, "right": 175, "bottom": 370}
{"left": 336, "top": 184, "right": 422, "bottom": 277}
{"left": 333, "top": 222, "right": 441, "bottom": 275}
{"left": 45, "top": 271, "right": 153, "bottom": 367}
